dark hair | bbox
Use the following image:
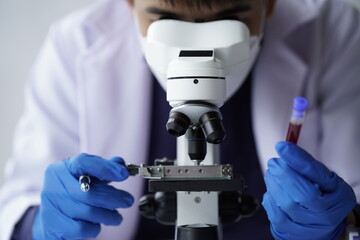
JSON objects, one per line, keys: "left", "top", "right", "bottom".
{"left": 160, "top": 0, "right": 243, "bottom": 10}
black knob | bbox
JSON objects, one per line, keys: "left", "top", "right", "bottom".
{"left": 138, "top": 192, "right": 177, "bottom": 225}
{"left": 154, "top": 192, "right": 177, "bottom": 225}
{"left": 219, "top": 192, "right": 259, "bottom": 224}
{"left": 238, "top": 193, "right": 260, "bottom": 218}
{"left": 139, "top": 195, "right": 156, "bottom": 219}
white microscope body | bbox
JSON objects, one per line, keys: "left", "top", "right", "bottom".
{"left": 142, "top": 19, "right": 251, "bottom": 239}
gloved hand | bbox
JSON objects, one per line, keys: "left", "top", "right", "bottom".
{"left": 32, "top": 153, "right": 134, "bottom": 240}
{"left": 262, "top": 142, "right": 356, "bottom": 240}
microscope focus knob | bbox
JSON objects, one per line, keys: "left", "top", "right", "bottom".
{"left": 219, "top": 192, "right": 260, "bottom": 224}
{"left": 139, "top": 195, "right": 156, "bottom": 219}
{"left": 139, "top": 192, "right": 177, "bottom": 225}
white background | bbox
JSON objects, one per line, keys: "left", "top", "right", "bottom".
{"left": 0, "top": 0, "right": 93, "bottom": 186}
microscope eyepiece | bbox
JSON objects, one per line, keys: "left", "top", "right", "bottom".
{"left": 166, "top": 111, "right": 191, "bottom": 137}
{"left": 200, "top": 111, "right": 226, "bottom": 144}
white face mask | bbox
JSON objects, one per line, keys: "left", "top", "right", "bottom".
{"left": 134, "top": 17, "right": 262, "bottom": 101}
{"left": 225, "top": 35, "right": 262, "bottom": 99}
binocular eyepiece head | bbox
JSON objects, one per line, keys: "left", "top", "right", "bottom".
{"left": 166, "top": 110, "right": 226, "bottom": 144}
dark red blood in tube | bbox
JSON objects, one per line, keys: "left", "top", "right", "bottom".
{"left": 286, "top": 123, "right": 302, "bottom": 144}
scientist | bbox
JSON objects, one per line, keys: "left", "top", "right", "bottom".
{"left": 1, "top": 0, "right": 360, "bottom": 239}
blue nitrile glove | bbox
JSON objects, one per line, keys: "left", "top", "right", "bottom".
{"left": 262, "top": 142, "right": 356, "bottom": 240}
{"left": 32, "top": 153, "right": 134, "bottom": 240}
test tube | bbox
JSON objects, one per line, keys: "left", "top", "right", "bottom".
{"left": 285, "top": 97, "right": 308, "bottom": 144}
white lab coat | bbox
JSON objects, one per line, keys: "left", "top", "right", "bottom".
{"left": 1, "top": 0, "right": 360, "bottom": 239}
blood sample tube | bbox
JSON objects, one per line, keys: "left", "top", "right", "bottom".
{"left": 286, "top": 97, "right": 308, "bottom": 144}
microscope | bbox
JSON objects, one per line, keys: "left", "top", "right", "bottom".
{"left": 129, "top": 20, "right": 259, "bottom": 240}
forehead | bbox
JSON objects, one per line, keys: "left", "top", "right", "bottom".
{"left": 159, "top": 0, "right": 247, "bottom": 9}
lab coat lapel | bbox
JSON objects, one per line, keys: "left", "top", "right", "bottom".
{"left": 252, "top": 0, "right": 319, "bottom": 172}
